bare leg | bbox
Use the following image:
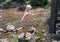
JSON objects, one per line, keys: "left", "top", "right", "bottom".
{"left": 19, "top": 27, "right": 23, "bottom": 30}
{"left": 24, "top": 26, "right": 29, "bottom": 38}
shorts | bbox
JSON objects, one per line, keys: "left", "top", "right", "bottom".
{"left": 21, "top": 21, "right": 28, "bottom": 27}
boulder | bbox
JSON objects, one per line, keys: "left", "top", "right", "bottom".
{"left": 29, "top": 27, "right": 36, "bottom": 35}
{"left": 18, "top": 32, "right": 32, "bottom": 40}
{"left": 6, "top": 24, "right": 15, "bottom": 31}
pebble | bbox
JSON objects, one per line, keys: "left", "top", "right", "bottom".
{"left": 42, "top": 30, "right": 45, "bottom": 32}
{"left": 0, "top": 38, "right": 9, "bottom": 42}
{"left": 0, "top": 10, "right": 3, "bottom": 12}
{"left": 42, "top": 38, "right": 46, "bottom": 41}
{"left": 0, "top": 28, "right": 4, "bottom": 31}
{"left": 44, "top": 33, "right": 47, "bottom": 36}
{"left": 0, "top": 15, "right": 2, "bottom": 18}
{"left": 0, "top": 32, "right": 2, "bottom": 35}
{"left": 53, "top": 40, "right": 57, "bottom": 42}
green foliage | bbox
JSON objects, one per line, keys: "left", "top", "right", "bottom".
{"left": 15, "top": 0, "right": 51, "bottom": 6}
{"left": 53, "top": 34, "right": 60, "bottom": 40}
{"left": 16, "top": 0, "right": 25, "bottom": 4}
{"left": 30, "top": 0, "right": 51, "bottom": 6}
{"left": 58, "top": 0, "right": 60, "bottom": 10}
{"left": 7, "top": 32, "right": 18, "bottom": 42}
{"left": 3, "top": 0, "right": 51, "bottom": 6}
{"left": 30, "top": 0, "right": 42, "bottom": 6}
{"left": 10, "top": 35, "right": 18, "bottom": 42}
{"left": 16, "top": 0, "right": 30, "bottom": 4}
{"left": 33, "top": 33, "right": 40, "bottom": 41}
{"left": 7, "top": 32, "right": 13, "bottom": 42}
{"left": 8, "top": 32, "right": 13, "bottom": 38}
{"left": 47, "top": 0, "right": 51, "bottom": 3}
{"left": 4, "top": 0, "right": 11, "bottom": 4}
{"left": 0, "top": 20, "right": 7, "bottom": 28}
{"left": 25, "top": 0, "right": 31, "bottom": 4}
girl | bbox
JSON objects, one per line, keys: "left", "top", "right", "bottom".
{"left": 21, "top": 5, "right": 39, "bottom": 38}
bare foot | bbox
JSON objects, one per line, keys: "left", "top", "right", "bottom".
{"left": 17, "top": 27, "right": 23, "bottom": 30}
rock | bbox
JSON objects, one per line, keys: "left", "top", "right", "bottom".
{"left": 18, "top": 38, "right": 29, "bottom": 42}
{"left": 7, "top": 24, "right": 15, "bottom": 31}
{"left": 0, "top": 10, "right": 3, "bottom": 12}
{"left": 44, "top": 33, "right": 47, "bottom": 36}
{"left": 3, "top": 38, "right": 9, "bottom": 42}
{"left": 18, "top": 5, "right": 26, "bottom": 11}
{"left": 0, "top": 32, "right": 2, "bottom": 35}
{"left": 0, "top": 38, "right": 3, "bottom": 42}
{"left": 29, "top": 27, "right": 36, "bottom": 35}
{"left": 53, "top": 40, "right": 57, "bottom": 42}
{"left": 58, "top": 41, "right": 60, "bottom": 42}
{"left": 0, "top": 28, "right": 4, "bottom": 32}
{"left": 18, "top": 32, "right": 32, "bottom": 40}
{"left": 0, "top": 38, "right": 9, "bottom": 42}
{"left": 42, "top": 38, "right": 46, "bottom": 41}
{"left": 0, "top": 15, "right": 2, "bottom": 18}
{"left": 0, "top": 0, "right": 3, "bottom": 3}
{"left": 42, "top": 30, "right": 45, "bottom": 32}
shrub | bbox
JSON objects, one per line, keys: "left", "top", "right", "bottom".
{"left": 10, "top": 35, "right": 18, "bottom": 42}
{"left": 4, "top": 0, "right": 11, "bottom": 4}
{"left": 53, "top": 34, "right": 60, "bottom": 40}
{"left": 30, "top": 0, "right": 43, "bottom": 6}
{"left": 30, "top": 0, "right": 51, "bottom": 6}
{"left": 13, "top": 0, "right": 51, "bottom": 6}
{"left": 16, "top": 0, "right": 25, "bottom": 4}
{"left": 16, "top": 0, "right": 31, "bottom": 4}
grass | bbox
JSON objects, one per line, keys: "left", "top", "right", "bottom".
{"left": 10, "top": 35, "right": 18, "bottom": 42}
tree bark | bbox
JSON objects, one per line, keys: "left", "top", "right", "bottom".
{"left": 49, "top": 0, "right": 58, "bottom": 34}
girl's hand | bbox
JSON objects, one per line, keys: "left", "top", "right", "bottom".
{"left": 30, "top": 13, "right": 40, "bottom": 16}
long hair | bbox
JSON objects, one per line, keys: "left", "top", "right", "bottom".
{"left": 24, "top": 5, "right": 32, "bottom": 14}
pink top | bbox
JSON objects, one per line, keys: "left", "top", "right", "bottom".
{"left": 21, "top": 12, "right": 30, "bottom": 22}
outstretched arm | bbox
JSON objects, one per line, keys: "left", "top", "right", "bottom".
{"left": 30, "top": 13, "right": 40, "bottom": 16}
